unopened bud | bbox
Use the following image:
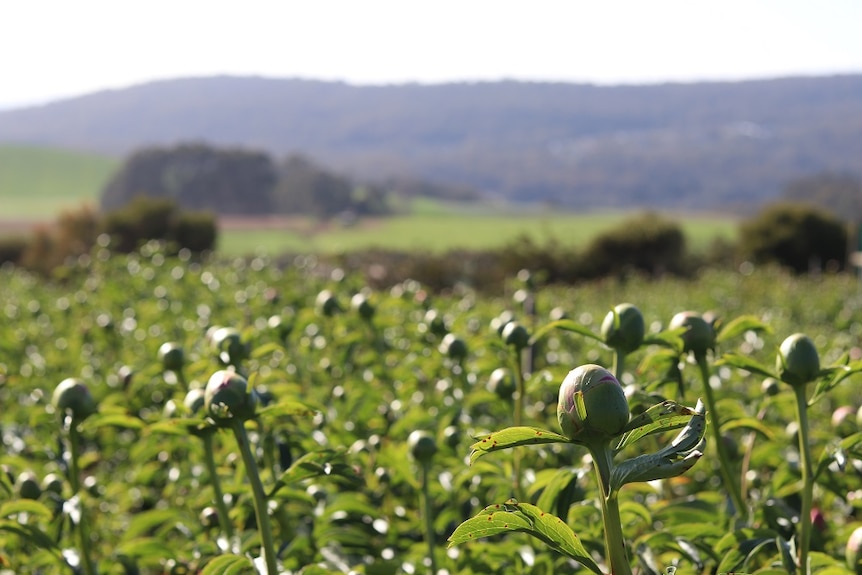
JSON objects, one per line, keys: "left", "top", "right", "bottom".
{"left": 776, "top": 333, "right": 820, "bottom": 387}
{"left": 557, "top": 364, "right": 630, "bottom": 443}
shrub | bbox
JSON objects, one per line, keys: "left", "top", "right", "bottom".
{"left": 739, "top": 201, "right": 848, "bottom": 273}
{"left": 0, "top": 236, "right": 28, "bottom": 266}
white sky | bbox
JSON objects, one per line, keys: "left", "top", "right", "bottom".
{"left": 2, "top": 0, "right": 861, "bottom": 108}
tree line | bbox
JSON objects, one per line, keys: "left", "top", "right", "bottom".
{"left": 100, "top": 142, "right": 479, "bottom": 218}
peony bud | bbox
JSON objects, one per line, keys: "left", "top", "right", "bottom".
{"left": 669, "top": 311, "right": 715, "bottom": 357}
{"left": 350, "top": 293, "right": 375, "bottom": 320}
{"left": 601, "top": 303, "right": 645, "bottom": 355}
{"left": 210, "top": 327, "right": 249, "bottom": 367}
{"left": 847, "top": 525, "right": 862, "bottom": 574}
{"left": 487, "top": 367, "right": 516, "bottom": 401}
{"left": 408, "top": 430, "right": 438, "bottom": 464}
{"left": 204, "top": 370, "right": 257, "bottom": 425}
{"left": 315, "top": 289, "right": 341, "bottom": 317}
{"left": 184, "top": 388, "right": 206, "bottom": 415}
{"left": 16, "top": 471, "right": 41, "bottom": 500}
{"left": 776, "top": 333, "right": 820, "bottom": 387}
{"left": 439, "top": 333, "right": 468, "bottom": 361}
{"left": 158, "top": 342, "right": 185, "bottom": 373}
{"left": 52, "top": 378, "right": 97, "bottom": 422}
{"left": 557, "top": 364, "right": 630, "bottom": 443}
{"left": 501, "top": 321, "right": 530, "bottom": 350}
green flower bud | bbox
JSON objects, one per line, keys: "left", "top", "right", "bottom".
{"left": 847, "top": 525, "right": 862, "bottom": 574}
{"left": 200, "top": 506, "right": 220, "bottom": 530}
{"left": 502, "top": 321, "right": 530, "bottom": 350}
{"left": 268, "top": 313, "right": 294, "bottom": 341}
{"left": 210, "top": 327, "right": 249, "bottom": 367}
{"left": 601, "top": 303, "right": 645, "bottom": 354}
{"left": 184, "top": 388, "right": 206, "bottom": 415}
{"left": 158, "top": 342, "right": 185, "bottom": 373}
{"left": 439, "top": 333, "right": 467, "bottom": 361}
{"left": 557, "top": 364, "right": 630, "bottom": 443}
{"left": 315, "top": 289, "right": 341, "bottom": 317}
{"left": 669, "top": 311, "right": 715, "bottom": 357}
{"left": 761, "top": 377, "right": 780, "bottom": 397}
{"left": 52, "top": 378, "right": 97, "bottom": 422}
{"left": 423, "top": 309, "right": 448, "bottom": 336}
{"left": 41, "top": 473, "right": 64, "bottom": 496}
{"left": 490, "top": 310, "right": 515, "bottom": 336}
{"left": 487, "top": 367, "right": 516, "bottom": 401}
{"left": 776, "top": 333, "right": 820, "bottom": 387}
{"left": 16, "top": 471, "right": 41, "bottom": 500}
{"left": 351, "top": 293, "right": 375, "bottom": 320}
{"left": 204, "top": 370, "right": 258, "bottom": 424}
{"left": 408, "top": 430, "right": 437, "bottom": 463}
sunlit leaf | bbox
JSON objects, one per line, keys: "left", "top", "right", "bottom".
{"left": 469, "top": 427, "right": 570, "bottom": 464}
{"left": 715, "top": 315, "right": 772, "bottom": 344}
{"left": 447, "top": 501, "right": 601, "bottom": 573}
{"left": 616, "top": 400, "right": 695, "bottom": 451}
{"left": 200, "top": 554, "right": 255, "bottom": 575}
{"left": 716, "top": 353, "right": 777, "bottom": 379}
{"left": 529, "top": 319, "right": 601, "bottom": 346}
{"left": 0, "top": 500, "right": 53, "bottom": 519}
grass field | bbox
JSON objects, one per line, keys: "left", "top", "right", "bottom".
{"left": 0, "top": 145, "right": 117, "bottom": 218}
{"left": 217, "top": 209, "right": 738, "bottom": 256}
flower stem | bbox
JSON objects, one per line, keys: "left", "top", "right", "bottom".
{"left": 68, "top": 423, "right": 97, "bottom": 575}
{"left": 202, "top": 431, "right": 235, "bottom": 547}
{"left": 612, "top": 349, "right": 625, "bottom": 382}
{"left": 420, "top": 461, "right": 438, "bottom": 574}
{"left": 513, "top": 349, "right": 525, "bottom": 500}
{"left": 793, "top": 386, "right": 814, "bottom": 575}
{"left": 696, "top": 354, "right": 747, "bottom": 520}
{"left": 231, "top": 421, "right": 278, "bottom": 575}
{"left": 589, "top": 443, "right": 631, "bottom": 575}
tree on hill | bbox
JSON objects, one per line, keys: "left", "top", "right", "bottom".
{"left": 101, "top": 142, "right": 277, "bottom": 215}
{"left": 782, "top": 172, "right": 862, "bottom": 224}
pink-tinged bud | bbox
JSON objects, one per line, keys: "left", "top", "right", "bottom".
{"left": 776, "top": 333, "right": 820, "bottom": 387}
{"left": 669, "top": 311, "right": 715, "bottom": 357}
{"left": 601, "top": 303, "right": 645, "bottom": 355}
{"left": 204, "top": 370, "right": 257, "bottom": 425}
{"left": 52, "top": 378, "right": 97, "bottom": 422}
{"left": 557, "top": 364, "right": 630, "bottom": 443}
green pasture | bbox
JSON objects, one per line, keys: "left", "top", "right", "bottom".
{"left": 0, "top": 145, "right": 116, "bottom": 218}
{"left": 218, "top": 210, "right": 738, "bottom": 256}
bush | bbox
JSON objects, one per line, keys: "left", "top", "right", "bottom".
{"left": 739, "top": 201, "right": 848, "bottom": 273}
{"left": 579, "top": 212, "right": 688, "bottom": 279}
{"left": 101, "top": 196, "right": 217, "bottom": 254}
{"left": 0, "top": 236, "right": 29, "bottom": 266}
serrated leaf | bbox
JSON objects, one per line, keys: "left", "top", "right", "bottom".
{"left": 200, "top": 554, "right": 255, "bottom": 575}
{"left": 0, "top": 499, "right": 53, "bottom": 519}
{"left": 447, "top": 501, "right": 601, "bottom": 573}
{"left": 469, "top": 427, "right": 570, "bottom": 464}
{"left": 529, "top": 319, "right": 601, "bottom": 346}
{"left": 716, "top": 315, "right": 772, "bottom": 344}
{"left": 716, "top": 353, "right": 777, "bottom": 379}
{"left": 616, "top": 400, "right": 695, "bottom": 451}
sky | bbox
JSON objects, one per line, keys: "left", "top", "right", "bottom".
{"left": 2, "top": 0, "right": 861, "bottom": 108}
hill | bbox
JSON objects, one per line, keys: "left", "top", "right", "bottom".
{"left": 1, "top": 75, "right": 861, "bottom": 210}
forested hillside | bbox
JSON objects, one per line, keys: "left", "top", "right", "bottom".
{"left": 1, "top": 75, "right": 861, "bottom": 210}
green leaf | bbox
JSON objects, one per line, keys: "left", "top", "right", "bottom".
{"left": 0, "top": 499, "right": 53, "bottom": 519}
{"left": 808, "top": 360, "right": 862, "bottom": 405}
{"left": 716, "top": 353, "right": 777, "bottom": 379}
{"left": 250, "top": 341, "right": 284, "bottom": 359}
{"left": 616, "top": 400, "right": 696, "bottom": 451}
{"left": 714, "top": 528, "right": 781, "bottom": 574}
{"left": 270, "top": 449, "right": 361, "bottom": 496}
{"left": 469, "top": 427, "right": 570, "bottom": 464}
{"left": 529, "top": 319, "right": 601, "bottom": 346}
{"left": 715, "top": 315, "right": 772, "bottom": 344}
{"left": 257, "top": 400, "right": 317, "bottom": 420}
{"left": 447, "top": 501, "right": 601, "bottom": 574}
{"left": 0, "top": 519, "right": 60, "bottom": 553}
{"left": 720, "top": 417, "right": 775, "bottom": 439}
{"left": 145, "top": 418, "right": 210, "bottom": 436}
{"left": 200, "top": 554, "right": 255, "bottom": 575}
{"left": 643, "top": 326, "right": 688, "bottom": 353}
{"left": 81, "top": 412, "right": 144, "bottom": 432}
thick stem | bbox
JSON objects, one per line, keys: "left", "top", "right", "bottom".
{"left": 589, "top": 443, "right": 631, "bottom": 575}
{"left": 231, "top": 421, "right": 278, "bottom": 575}
{"left": 68, "top": 423, "right": 97, "bottom": 575}
{"left": 793, "top": 386, "right": 814, "bottom": 575}
{"left": 202, "top": 432, "right": 236, "bottom": 546}
{"left": 612, "top": 349, "right": 625, "bottom": 382}
{"left": 696, "top": 354, "right": 747, "bottom": 520}
{"left": 421, "top": 462, "right": 438, "bottom": 574}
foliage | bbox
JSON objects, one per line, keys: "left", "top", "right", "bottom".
{"left": 783, "top": 172, "right": 862, "bottom": 224}
{"left": 739, "top": 201, "right": 849, "bottom": 273}
{"left": 101, "top": 196, "right": 217, "bottom": 254}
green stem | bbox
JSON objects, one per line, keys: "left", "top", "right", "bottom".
{"left": 421, "top": 461, "right": 438, "bottom": 575}
{"left": 696, "top": 355, "right": 747, "bottom": 520}
{"left": 231, "top": 421, "right": 278, "bottom": 575}
{"left": 589, "top": 443, "right": 631, "bottom": 575}
{"left": 513, "top": 349, "right": 525, "bottom": 500}
{"left": 612, "top": 349, "right": 625, "bottom": 382}
{"left": 202, "top": 432, "right": 236, "bottom": 546}
{"left": 68, "top": 423, "right": 97, "bottom": 575}
{"left": 793, "top": 386, "right": 814, "bottom": 575}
